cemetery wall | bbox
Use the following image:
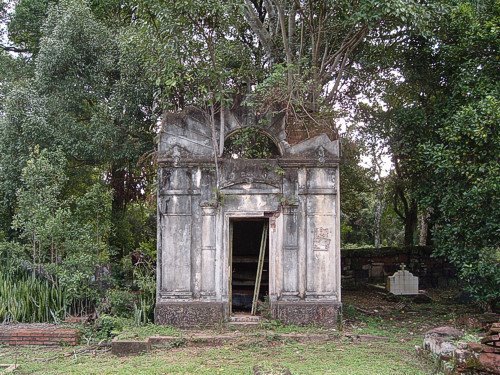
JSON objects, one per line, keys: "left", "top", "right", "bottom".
{"left": 341, "top": 246, "right": 457, "bottom": 288}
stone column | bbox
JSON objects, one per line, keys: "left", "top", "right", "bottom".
{"left": 282, "top": 204, "right": 300, "bottom": 299}
{"left": 200, "top": 204, "right": 217, "bottom": 298}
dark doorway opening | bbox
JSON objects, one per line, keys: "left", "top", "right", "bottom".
{"left": 230, "top": 218, "right": 269, "bottom": 314}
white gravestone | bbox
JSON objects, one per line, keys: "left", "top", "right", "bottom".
{"left": 387, "top": 264, "right": 419, "bottom": 295}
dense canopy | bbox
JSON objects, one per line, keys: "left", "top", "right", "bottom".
{"left": 0, "top": 0, "right": 498, "bottom": 321}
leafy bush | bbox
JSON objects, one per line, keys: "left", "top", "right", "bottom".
{"left": 95, "top": 314, "right": 127, "bottom": 339}
{"left": 105, "top": 289, "right": 137, "bottom": 317}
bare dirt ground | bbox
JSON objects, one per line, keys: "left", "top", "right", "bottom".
{"left": 342, "top": 286, "right": 496, "bottom": 337}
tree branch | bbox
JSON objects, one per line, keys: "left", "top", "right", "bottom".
{"left": 275, "top": 1, "right": 292, "bottom": 61}
{"left": 243, "top": 0, "right": 273, "bottom": 55}
{"left": 393, "top": 189, "right": 405, "bottom": 220}
{"left": 0, "top": 44, "right": 28, "bottom": 53}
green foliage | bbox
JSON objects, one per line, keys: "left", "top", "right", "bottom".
{"left": 12, "top": 148, "right": 67, "bottom": 245}
{"left": 0, "top": 271, "right": 68, "bottom": 323}
{"left": 105, "top": 289, "right": 136, "bottom": 317}
{"left": 8, "top": 148, "right": 113, "bottom": 303}
{"left": 358, "top": 0, "right": 499, "bottom": 304}
{"left": 132, "top": 244, "right": 156, "bottom": 325}
{"left": 8, "top": 0, "right": 52, "bottom": 54}
{"left": 419, "top": 2, "right": 499, "bottom": 305}
{"left": 95, "top": 314, "right": 127, "bottom": 339}
{"left": 132, "top": 0, "right": 250, "bottom": 109}
{"left": 424, "top": 93, "right": 500, "bottom": 304}
{"left": 0, "top": 0, "right": 157, "bottom": 321}
{"left": 223, "top": 127, "right": 280, "bottom": 159}
{"left": 110, "top": 202, "right": 156, "bottom": 264}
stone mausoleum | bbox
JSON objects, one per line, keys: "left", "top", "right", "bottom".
{"left": 155, "top": 108, "right": 341, "bottom": 327}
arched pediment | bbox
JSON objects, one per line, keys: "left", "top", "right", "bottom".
{"left": 157, "top": 107, "right": 340, "bottom": 165}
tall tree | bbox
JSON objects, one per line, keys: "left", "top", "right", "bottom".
{"left": 356, "top": 0, "right": 499, "bottom": 304}
{"left": 133, "top": 0, "right": 436, "bottom": 119}
{"left": 1, "top": 0, "right": 156, "bottom": 244}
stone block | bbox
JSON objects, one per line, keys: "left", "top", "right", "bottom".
{"left": 271, "top": 301, "right": 341, "bottom": 327}
{"left": 423, "top": 326, "right": 463, "bottom": 360}
{"left": 369, "top": 262, "right": 385, "bottom": 278}
{"left": 111, "top": 339, "right": 151, "bottom": 357}
{"left": 478, "top": 353, "right": 500, "bottom": 374}
{"left": 155, "top": 301, "right": 227, "bottom": 328}
{"left": 453, "top": 348, "right": 478, "bottom": 367}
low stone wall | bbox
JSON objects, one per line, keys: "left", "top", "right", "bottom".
{"left": 0, "top": 325, "right": 80, "bottom": 346}
{"left": 341, "top": 246, "right": 456, "bottom": 288}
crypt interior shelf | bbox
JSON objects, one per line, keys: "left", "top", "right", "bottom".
{"left": 155, "top": 108, "right": 341, "bottom": 327}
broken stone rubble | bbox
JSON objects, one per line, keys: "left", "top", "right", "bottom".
{"left": 417, "top": 323, "right": 500, "bottom": 374}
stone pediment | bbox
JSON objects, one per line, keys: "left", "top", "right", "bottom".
{"left": 285, "top": 134, "right": 339, "bottom": 159}
{"left": 219, "top": 159, "right": 283, "bottom": 189}
{"left": 158, "top": 108, "right": 340, "bottom": 164}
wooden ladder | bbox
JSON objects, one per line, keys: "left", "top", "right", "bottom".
{"left": 251, "top": 223, "right": 268, "bottom": 316}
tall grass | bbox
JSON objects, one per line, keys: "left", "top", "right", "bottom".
{"left": 133, "top": 292, "right": 155, "bottom": 326}
{"left": 0, "top": 272, "right": 68, "bottom": 323}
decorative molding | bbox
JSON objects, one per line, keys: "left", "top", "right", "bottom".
{"left": 159, "top": 291, "right": 193, "bottom": 300}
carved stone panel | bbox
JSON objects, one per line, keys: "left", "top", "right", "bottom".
{"left": 313, "top": 227, "right": 332, "bottom": 251}
{"left": 219, "top": 159, "right": 282, "bottom": 188}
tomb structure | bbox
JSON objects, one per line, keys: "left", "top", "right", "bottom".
{"left": 387, "top": 264, "right": 419, "bottom": 295}
{"left": 155, "top": 108, "right": 341, "bottom": 327}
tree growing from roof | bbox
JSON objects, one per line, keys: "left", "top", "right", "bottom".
{"left": 132, "top": 0, "right": 437, "bottom": 129}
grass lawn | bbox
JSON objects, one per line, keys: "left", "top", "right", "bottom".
{"left": 0, "top": 287, "right": 483, "bottom": 375}
{"left": 1, "top": 337, "right": 432, "bottom": 375}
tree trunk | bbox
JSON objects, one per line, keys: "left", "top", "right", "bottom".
{"left": 109, "top": 165, "right": 127, "bottom": 261}
{"left": 373, "top": 190, "right": 386, "bottom": 249}
{"left": 110, "top": 166, "right": 126, "bottom": 213}
{"left": 418, "top": 209, "right": 431, "bottom": 246}
{"left": 403, "top": 201, "right": 418, "bottom": 246}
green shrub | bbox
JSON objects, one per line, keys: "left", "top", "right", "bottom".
{"left": 95, "top": 314, "right": 127, "bottom": 339}
{"left": 0, "top": 271, "right": 68, "bottom": 323}
{"left": 106, "top": 289, "right": 137, "bottom": 317}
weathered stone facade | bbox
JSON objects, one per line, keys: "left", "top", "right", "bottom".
{"left": 156, "top": 108, "right": 341, "bottom": 327}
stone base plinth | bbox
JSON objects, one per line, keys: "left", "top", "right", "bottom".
{"left": 155, "top": 301, "right": 227, "bottom": 328}
{"left": 271, "top": 301, "right": 341, "bottom": 327}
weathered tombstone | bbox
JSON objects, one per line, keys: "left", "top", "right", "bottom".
{"left": 387, "top": 264, "right": 419, "bottom": 295}
{"left": 155, "top": 108, "right": 341, "bottom": 327}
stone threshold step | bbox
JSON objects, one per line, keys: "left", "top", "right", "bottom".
{"left": 227, "top": 321, "right": 261, "bottom": 326}
{"left": 229, "top": 315, "right": 261, "bottom": 323}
